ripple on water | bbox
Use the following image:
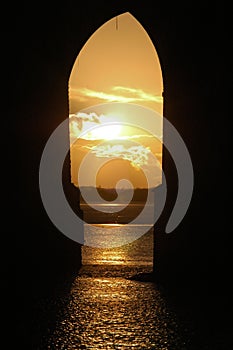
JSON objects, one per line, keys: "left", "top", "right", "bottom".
{"left": 40, "top": 272, "right": 186, "bottom": 350}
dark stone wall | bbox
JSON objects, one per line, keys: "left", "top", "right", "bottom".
{"left": 150, "top": 4, "right": 229, "bottom": 291}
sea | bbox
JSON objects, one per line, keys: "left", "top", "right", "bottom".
{"left": 35, "top": 204, "right": 190, "bottom": 349}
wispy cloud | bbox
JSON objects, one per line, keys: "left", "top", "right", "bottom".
{"left": 71, "top": 87, "right": 137, "bottom": 103}
{"left": 89, "top": 143, "right": 160, "bottom": 169}
{"left": 69, "top": 112, "right": 102, "bottom": 142}
{"left": 112, "top": 86, "right": 163, "bottom": 103}
{"left": 70, "top": 112, "right": 101, "bottom": 125}
{"left": 70, "top": 86, "right": 163, "bottom": 104}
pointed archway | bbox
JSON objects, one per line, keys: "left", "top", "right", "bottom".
{"left": 68, "top": 12, "right": 164, "bottom": 267}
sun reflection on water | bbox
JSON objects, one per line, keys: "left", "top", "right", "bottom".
{"left": 40, "top": 227, "right": 186, "bottom": 348}
{"left": 44, "top": 275, "right": 185, "bottom": 349}
{"left": 82, "top": 224, "right": 154, "bottom": 265}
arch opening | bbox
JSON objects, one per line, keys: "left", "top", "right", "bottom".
{"left": 68, "top": 12, "right": 164, "bottom": 267}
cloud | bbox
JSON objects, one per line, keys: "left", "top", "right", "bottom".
{"left": 69, "top": 112, "right": 102, "bottom": 142}
{"left": 73, "top": 88, "right": 137, "bottom": 103}
{"left": 70, "top": 112, "right": 102, "bottom": 126}
{"left": 90, "top": 143, "right": 160, "bottom": 169}
{"left": 69, "top": 86, "right": 163, "bottom": 104}
{"left": 112, "top": 86, "right": 163, "bottom": 103}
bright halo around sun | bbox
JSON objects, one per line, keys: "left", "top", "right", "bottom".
{"left": 84, "top": 124, "right": 122, "bottom": 140}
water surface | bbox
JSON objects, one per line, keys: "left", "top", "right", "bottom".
{"left": 37, "top": 222, "right": 188, "bottom": 349}
{"left": 42, "top": 274, "right": 185, "bottom": 349}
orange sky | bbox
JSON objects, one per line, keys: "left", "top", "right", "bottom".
{"left": 68, "top": 12, "right": 163, "bottom": 189}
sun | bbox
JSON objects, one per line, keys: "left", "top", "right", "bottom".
{"left": 84, "top": 124, "right": 122, "bottom": 140}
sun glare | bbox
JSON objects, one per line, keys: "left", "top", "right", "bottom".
{"left": 85, "top": 124, "right": 122, "bottom": 140}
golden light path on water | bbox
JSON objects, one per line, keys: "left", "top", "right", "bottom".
{"left": 44, "top": 275, "right": 183, "bottom": 349}
{"left": 82, "top": 224, "right": 154, "bottom": 264}
{"left": 38, "top": 225, "right": 187, "bottom": 349}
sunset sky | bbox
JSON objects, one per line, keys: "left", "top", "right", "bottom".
{"left": 69, "top": 12, "right": 163, "bottom": 189}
